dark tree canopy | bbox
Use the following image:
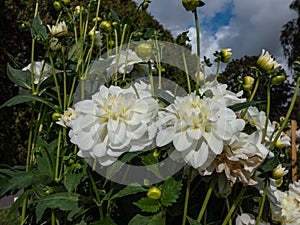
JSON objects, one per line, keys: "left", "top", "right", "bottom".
{"left": 281, "top": 0, "right": 300, "bottom": 67}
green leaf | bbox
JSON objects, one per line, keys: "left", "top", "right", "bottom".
{"left": 34, "top": 192, "right": 82, "bottom": 223}
{"left": 128, "top": 213, "right": 163, "bottom": 225}
{"left": 133, "top": 197, "right": 160, "bottom": 213}
{"left": 187, "top": 216, "right": 202, "bottom": 225}
{"left": 160, "top": 178, "right": 182, "bottom": 207}
{"left": 110, "top": 9, "right": 120, "bottom": 22}
{"left": 0, "top": 171, "right": 52, "bottom": 197}
{"left": 36, "top": 138, "right": 55, "bottom": 178}
{"left": 91, "top": 216, "right": 118, "bottom": 225}
{"left": 7, "top": 63, "right": 31, "bottom": 89}
{"left": 0, "top": 94, "right": 57, "bottom": 110}
{"left": 259, "top": 155, "right": 280, "bottom": 173}
{"left": 111, "top": 185, "right": 147, "bottom": 200}
{"left": 140, "top": 153, "right": 163, "bottom": 179}
{"left": 64, "top": 172, "right": 85, "bottom": 193}
{"left": 228, "top": 100, "right": 265, "bottom": 112}
{"left": 31, "top": 13, "right": 48, "bottom": 41}
{"left": 154, "top": 88, "right": 175, "bottom": 105}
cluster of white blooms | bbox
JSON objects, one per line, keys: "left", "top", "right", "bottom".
{"left": 273, "top": 180, "right": 300, "bottom": 224}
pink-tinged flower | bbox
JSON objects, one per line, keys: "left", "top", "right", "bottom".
{"left": 156, "top": 92, "right": 245, "bottom": 170}
{"left": 68, "top": 82, "right": 158, "bottom": 166}
{"left": 205, "top": 131, "right": 269, "bottom": 186}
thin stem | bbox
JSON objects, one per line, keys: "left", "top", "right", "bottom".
{"left": 221, "top": 186, "right": 247, "bottom": 225}
{"left": 182, "top": 47, "right": 191, "bottom": 94}
{"left": 51, "top": 209, "right": 56, "bottom": 225}
{"left": 88, "top": 169, "right": 104, "bottom": 219}
{"left": 261, "top": 82, "right": 271, "bottom": 144}
{"left": 255, "top": 180, "right": 268, "bottom": 225}
{"left": 197, "top": 178, "right": 216, "bottom": 223}
{"left": 225, "top": 198, "right": 232, "bottom": 225}
{"left": 215, "top": 60, "right": 221, "bottom": 81}
{"left": 55, "top": 130, "right": 62, "bottom": 182}
{"left": 148, "top": 61, "right": 155, "bottom": 97}
{"left": 270, "top": 76, "right": 300, "bottom": 149}
{"left": 193, "top": 9, "right": 201, "bottom": 90}
{"left": 182, "top": 167, "right": 192, "bottom": 225}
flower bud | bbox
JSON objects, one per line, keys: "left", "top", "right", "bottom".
{"left": 99, "top": 21, "right": 112, "bottom": 33}
{"left": 52, "top": 112, "right": 61, "bottom": 121}
{"left": 142, "top": 1, "right": 151, "bottom": 10}
{"left": 74, "top": 6, "right": 84, "bottom": 15}
{"left": 147, "top": 187, "right": 161, "bottom": 200}
{"left": 271, "top": 74, "right": 286, "bottom": 86}
{"left": 49, "top": 37, "right": 61, "bottom": 51}
{"left": 135, "top": 43, "right": 152, "bottom": 61}
{"left": 220, "top": 48, "right": 232, "bottom": 63}
{"left": 257, "top": 49, "right": 281, "bottom": 72}
{"left": 272, "top": 164, "right": 288, "bottom": 179}
{"left": 53, "top": 1, "right": 62, "bottom": 11}
{"left": 92, "top": 17, "right": 101, "bottom": 23}
{"left": 243, "top": 76, "right": 255, "bottom": 92}
{"left": 62, "top": 0, "right": 71, "bottom": 5}
{"left": 182, "top": 0, "right": 205, "bottom": 12}
{"left": 275, "top": 177, "right": 283, "bottom": 187}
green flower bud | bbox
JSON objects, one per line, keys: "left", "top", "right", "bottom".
{"left": 92, "top": 17, "right": 101, "bottom": 23}
{"left": 53, "top": 1, "right": 62, "bottom": 11}
{"left": 142, "top": 1, "right": 151, "bottom": 10}
{"left": 243, "top": 76, "right": 255, "bottom": 92}
{"left": 62, "top": 0, "right": 71, "bottom": 5}
{"left": 271, "top": 75, "right": 286, "bottom": 86}
{"left": 99, "top": 21, "right": 112, "bottom": 33}
{"left": 182, "top": 0, "right": 205, "bottom": 12}
{"left": 275, "top": 177, "right": 283, "bottom": 187}
{"left": 147, "top": 187, "right": 161, "bottom": 200}
{"left": 52, "top": 112, "right": 61, "bottom": 121}
{"left": 135, "top": 43, "right": 152, "bottom": 61}
{"left": 112, "top": 21, "right": 118, "bottom": 27}
{"left": 220, "top": 48, "right": 232, "bottom": 63}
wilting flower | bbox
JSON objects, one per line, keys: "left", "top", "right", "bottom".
{"left": 156, "top": 92, "right": 245, "bottom": 170}
{"left": 220, "top": 48, "right": 232, "bottom": 63}
{"left": 206, "top": 131, "right": 268, "bottom": 186}
{"left": 22, "top": 60, "right": 56, "bottom": 84}
{"left": 47, "top": 21, "right": 68, "bottom": 37}
{"left": 68, "top": 82, "right": 158, "bottom": 166}
{"left": 105, "top": 50, "right": 144, "bottom": 78}
{"left": 235, "top": 213, "right": 269, "bottom": 225}
{"left": 56, "top": 108, "right": 80, "bottom": 128}
{"left": 257, "top": 49, "right": 281, "bottom": 72}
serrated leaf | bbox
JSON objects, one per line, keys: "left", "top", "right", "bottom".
{"left": 91, "top": 216, "right": 118, "bottom": 225}
{"left": 31, "top": 13, "right": 48, "bottom": 41}
{"left": 34, "top": 192, "right": 82, "bottom": 223}
{"left": 7, "top": 63, "right": 31, "bottom": 89}
{"left": 187, "top": 216, "right": 202, "bottom": 225}
{"left": 133, "top": 197, "right": 160, "bottom": 213}
{"left": 0, "top": 94, "right": 57, "bottom": 110}
{"left": 228, "top": 100, "right": 264, "bottom": 112}
{"left": 140, "top": 153, "right": 163, "bottom": 179}
{"left": 128, "top": 213, "right": 163, "bottom": 225}
{"left": 111, "top": 185, "right": 147, "bottom": 200}
{"left": 64, "top": 172, "right": 85, "bottom": 193}
{"left": 160, "top": 178, "right": 182, "bottom": 207}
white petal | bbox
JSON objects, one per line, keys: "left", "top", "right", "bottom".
{"left": 156, "top": 127, "right": 175, "bottom": 147}
{"left": 173, "top": 132, "right": 192, "bottom": 152}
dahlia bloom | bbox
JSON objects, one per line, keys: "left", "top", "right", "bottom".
{"left": 47, "top": 21, "right": 68, "bottom": 37}
{"left": 257, "top": 49, "right": 281, "bottom": 72}
{"left": 235, "top": 213, "right": 269, "bottom": 225}
{"left": 56, "top": 108, "right": 79, "bottom": 128}
{"left": 68, "top": 82, "right": 158, "bottom": 166}
{"left": 156, "top": 92, "right": 245, "bottom": 170}
{"left": 206, "top": 131, "right": 269, "bottom": 186}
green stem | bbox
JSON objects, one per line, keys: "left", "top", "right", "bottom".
{"left": 225, "top": 198, "right": 232, "bottom": 225}
{"left": 241, "top": 75, "right": 260, "bottom": 119}
{"left": 255, "top": 180, "right": 268, "bottom": 225}
{"left": 261, "top": 82, "right": 271, "bottom": 144}
{"left": 193, "top": 9, "right": 201, "bottom": 90}
{"left": 215, "top": 60, "right": 221, "bottom": 81}
{"left": 88, "top": 169, "right": 104, "bottom": 219}
{"left": 55, "top": 130, "right": 62, "bottom": 182}
{"left": 197, "top": 178, "right": 216, "bottom": 223}
{"left": 221, "top": 186, "right": 247, "bottom": 225}
{"left": 270, "top": 76, "right": 300, "bottom": 149}
{"left": 182, "top": 47, "right": 191, "bottom": 94}
{"left": 182, "top": 167, "right": 192, "bottom": 225}
{"left": 51, "top": 209, "right": 56, "bottom": 225}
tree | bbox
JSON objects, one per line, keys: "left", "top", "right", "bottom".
{"left": 218, "top": 56, "right": 293, "bottom": 121}
{"left": 281, "top": 0, "right": 300, "bottom": 67}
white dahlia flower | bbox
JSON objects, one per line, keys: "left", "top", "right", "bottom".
{"left": 199, "top": 81, "right": 245, "bottom": 107}
{"left": 56, "top": 107, "right": 80, "bottom": 128}
{"left": 22, "top": 60, "right": 56, "bottom": 84}
{"left": 69, "top": 82, "right": 158, "bottom": 166}
{"left": 156, "top": 92, "right": 245, "bottom": 170}
{"left": 235, "top": 213, "right": 269, "bottom": 225}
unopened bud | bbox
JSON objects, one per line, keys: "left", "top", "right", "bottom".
{"left": 53, "top": 1, "right": 62, "bottom": 11}
{"left": 62, "top": 0, "right": 71, "bottom": 5}
{"left": 271, "top": 75, "right": 285, "bottom": 86}
{"left": 52, "top": 112, "right": 61, "bottom": 121}
{"left": 182, "top": 0, "right": 205, "bottom": 12}
{"left": 99, "top": 21, "right": 112, "bottom": 33}
{"left": 272, "top": 164, "right": 288, "bottom": 179}
{"left": 243, "top": 76, "right": 255, "bottom": 92}
{"left": 220, "top": 48, "right": 232, "bottom": 63}
{"left": 147, "top": 187, "right": 161, "bottom": 200}
{"left": 135, "top": 43, "right": 152, "bottom": 61}
{"left": 142, "top": 1, "right": 151, "bottom": 10}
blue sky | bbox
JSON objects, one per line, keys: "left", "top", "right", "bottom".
{"left": 134, "top": 0, "right": 297, "bottom": 73}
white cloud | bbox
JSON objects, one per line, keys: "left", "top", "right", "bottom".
{"left": 134, "top": 0, "right": 297, "bottom": 73}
